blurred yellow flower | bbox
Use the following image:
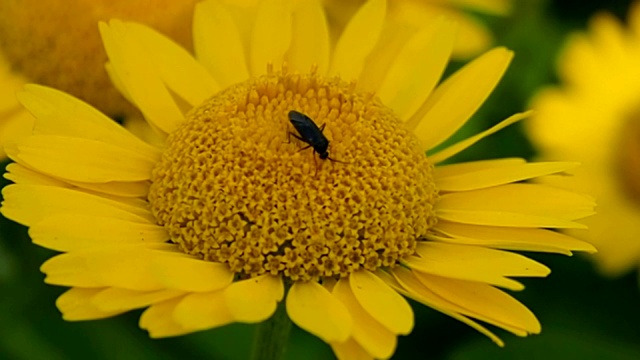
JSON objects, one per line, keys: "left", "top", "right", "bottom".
{"left": 323, "top": 0, "right": 512, "bottom": 59}
{"left": 529, "top": 3, "right": 640, "bottom": 277}
{"left": 0, "top": 0, "right": 198, "bottom": 159}
{"left": 2, "top": 0, "right": 594, "bottom": 358}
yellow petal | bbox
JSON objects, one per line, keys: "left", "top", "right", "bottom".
{"left": 249, "top": 0, "right": 292, "bottom": 75}
{"left": 349, "top": 270, "right": 413, "bottom": 335}
{"left": 411, "top": 47, "right": 513, "bottom": 150}
{"left": 92, "top": 288, "right": 185, "bottom": 312}
{"left": 432, "top": 221, "right": 597, "bottom": 255}
{"left": 99, "top": 21, "right": 184, "bottom": 134}
{"left": 57, "top": 287, "right": 125, "bottom": 321}
{"left": 140, "top": 298, "right": 193, "bottom": 338}
{"left": 435, "top": 158, "right": 525, "bottom": 175}
{"left": 288, "top": 0, "right": 330, "bottom": 74}
{"left": 16, "top": 85, "right": 160, "bottom": 160}
{"left": 415, "top": 273, "right": 541, "bottom": 335}
{"left": 435, "top": 161, "right": 580, "bottom": 192}
{"left": 436, "top": 183, "right": 596, "bottom": 226}
{"left": 193, "top": 0, "right": 249, "bottom": 87}
{"left": 428, "top": 111, "right": 530, "bottom": 163}
{"left": 404, "top": 242, "right": 550, "bottom": 290}
{"left": 286, "top": 281, "right": 352, "bottom": 343}
{"left": 150, "top": 254, "right": 234, "bottom": 292}
{"left": 124, "top": 22, "right": 219, "bottom": 107}
{"left": 4, "top": 163, "right": 69, "bottom": 187}
{"left": 173, "top": 291, "right": 234, "bottom": 331}
{"left": 14, "top": 135, "right": 154, "bottom": 183}
{"left": 0, "top": 110, "right": 34, "bottom": 159}
{"left": 29, "top": 214, "right": 168, "bottom": 252}
{"left": 334, "top": 278, "right": 397, "bottom": 359}
{"left": 1, "top": 184, "right": 155, "bottom": 226}
{"left": 378, "top": 18, "right": 455, "bottom": 121}
{"left": 63, "top": 179, "right": 150, "bottom": 198}
{"left": 388, "top": 267, "right": 504, "bottom": 346}
{"left": 41, "top": 246, "right": 170, "bottom": 290}
{"left": 330, "top": 0, "right": 386, "bottom": 80}
{"left": 445, "top": 8, "right": 493, "bottom": 58}
{"left": 223, "top": 275, "right": 284, "bottom": 322}
{"left": 436, "top": 209, "right": 590, "bottom": 230}
{"left": 105, "top": 61, "right": 133, "bottom": 104}
{"left": 330, "top": 338, "right": 373, "bottom": 360}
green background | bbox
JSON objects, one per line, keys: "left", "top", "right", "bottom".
{"left": 1, "top": 0, "right": 639, "bottom": 359}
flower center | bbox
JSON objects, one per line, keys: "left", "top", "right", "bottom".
{"left": 148, "top": 67, "right": 439, "bottom": 281}
{"left": 617, "top": 113, "right": 640, "bottom": 205}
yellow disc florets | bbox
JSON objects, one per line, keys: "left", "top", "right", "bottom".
{"left": 148, "top": 68, "right": 439, "bottom": 281}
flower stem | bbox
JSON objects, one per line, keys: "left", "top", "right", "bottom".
{"left": 250, "top": 300, "right": 292, "bottom": 360}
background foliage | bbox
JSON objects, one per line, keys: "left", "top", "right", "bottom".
{"left": 1, "top": 0, "right": 639, "bottom": 359}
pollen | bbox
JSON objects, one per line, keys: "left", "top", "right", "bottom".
{"left": 148, "top": 67, "right": 439, "bottom": 281}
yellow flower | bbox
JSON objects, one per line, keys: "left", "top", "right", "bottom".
{"left": 322, "top": 0, "right": 512, "bottom": 59}
{"left": 2, "top": 0, "right": 595, "bottom": 358}
{"left": 528, "top": 3, "right": 640, "bottom": 277}
{"left": 0, "top": 0, "right": 198, "bottom": 159}
{"left": 0, "top": 52, "right": 32, "bottom": 159}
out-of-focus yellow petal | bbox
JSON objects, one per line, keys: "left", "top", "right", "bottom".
{"left": 286, "top": 281, "right": 352, "bottom": 343}
{"left": 330, "top": 0, "right": 386, "bottom": 80}
{"left": 288, "top": 0, "right": 330, "bottom": 74}
{"left": 249, "top": 0, "right": 292, "bottom": 75}
{"left": 193, "top": 0, "right": 250, "bottom": 87}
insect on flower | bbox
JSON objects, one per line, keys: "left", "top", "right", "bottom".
{"left": 287, "top": 110, "right": 346, "bottom": 164}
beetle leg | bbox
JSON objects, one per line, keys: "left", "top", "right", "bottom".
{"left": 288, "top": 132, "right": 306, "bottom": 143}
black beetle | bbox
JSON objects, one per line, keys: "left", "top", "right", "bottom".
{"left": 288, "top": 110, "right": 345, "bottom": 163}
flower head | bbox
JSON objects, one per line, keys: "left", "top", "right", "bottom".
{"left": 2, "top": 0, "right": 595, "bottom": 358}
{"left": 0, "top": 0, "right": 198, "bottom": 159}
{"left": 529, "top": 2, "right": 640, "bottom": 277}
